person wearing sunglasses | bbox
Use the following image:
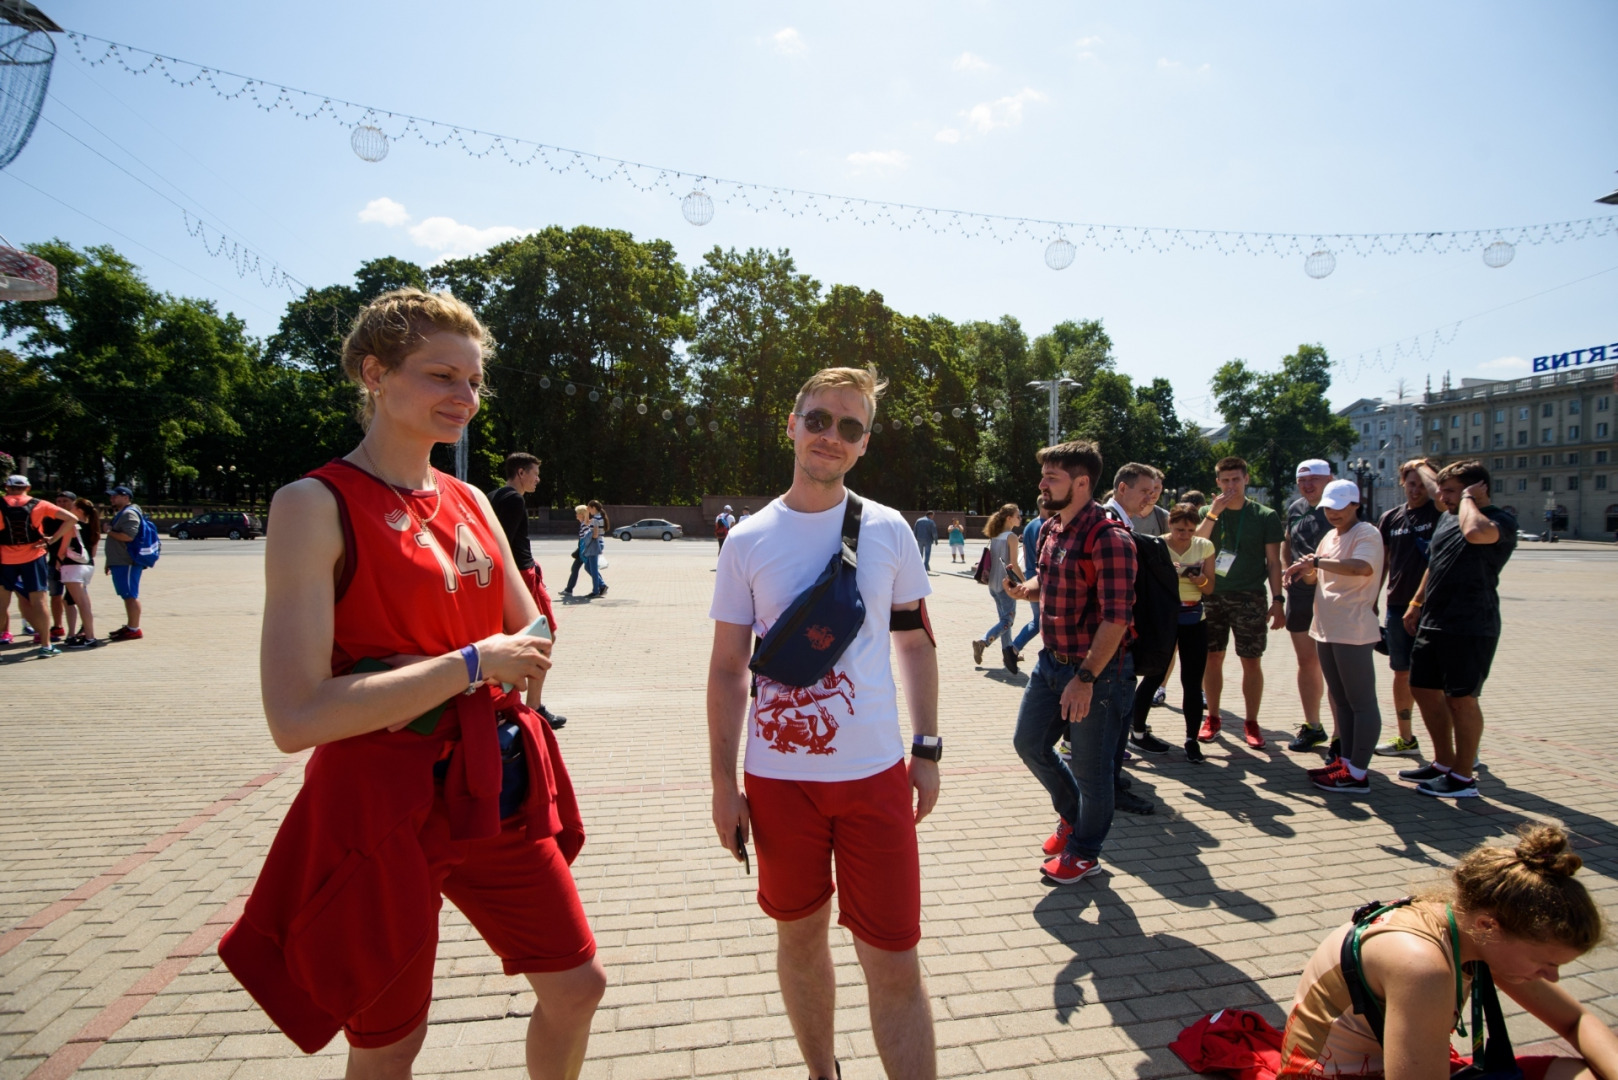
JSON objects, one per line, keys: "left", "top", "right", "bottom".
{"left": 708, "top": 366, "right": 940, "bottom": 1080}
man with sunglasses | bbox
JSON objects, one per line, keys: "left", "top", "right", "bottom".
{"left": 708, "top": 367, "right": 940, "bottom": 1080}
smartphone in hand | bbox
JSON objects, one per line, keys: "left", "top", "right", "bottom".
{"left": 501, "top": 614, "right": 552, "bottom": 693}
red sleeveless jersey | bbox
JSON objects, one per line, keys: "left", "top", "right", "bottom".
{"left": 309, "top": 459, "right": 505, "bottom": 674}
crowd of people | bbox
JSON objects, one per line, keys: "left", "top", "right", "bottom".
{"left": 2, "top": 477, "right": 152, "bottom": 656}
{"left": 179, "top": 285, "right": 1606, "bottom": 1080}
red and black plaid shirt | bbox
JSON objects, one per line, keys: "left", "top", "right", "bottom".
{"left": 1036, "top": 500, "right": 1137, "bottom": 662}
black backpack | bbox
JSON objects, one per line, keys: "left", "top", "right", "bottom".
{"left": 1081, "top": 508, "right": 1180, "bottom": 680}
{"left": 2, "top": 496, "right": 44, "bottom": 547}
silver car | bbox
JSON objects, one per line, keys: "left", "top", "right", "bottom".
{"left": 615, "top": 518, "right": 684, "bottom": 541}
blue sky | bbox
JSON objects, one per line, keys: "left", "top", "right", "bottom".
{"left": 7, "top": 1, "right": 1617, "bottom": 424}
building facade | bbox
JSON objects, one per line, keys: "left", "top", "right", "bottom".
{"left": 1330, "top": 394, "right": 1424, "bottom": 519}
{"left": 1414, "top": 362, "right": 1618, "bottom": 539}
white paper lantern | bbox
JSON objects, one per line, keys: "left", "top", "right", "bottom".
{"left": 637, "top": 402, "right": 648, "bottom": 415}
{"left": 682, "top": 189, "right": 715, "bottom": 226}
{"left": 911, "top": 414, "right": 923, "bottom": 426}
{"left": 1305, "top": 249, "right": 1336, "bottom": 279}
{"left": 951, "top": 407, "right": 963, "bottom": 419}
{"left": 708, "top": 420, "right": 719, "bottom": 432}
{"left": 1482, "top": 241, "right": 1515, "bottom": 269}
{"left": 611, "top": 396, "right": 623, "bottom": 409}
{"left": 661, "top": 409, "right": 673, "bottom": 421}
{"left": 350, "top": 124, "right": 389, "bottom": 163}
{"left": 872, "top": 422, "right": 883, "bottom": 434}
{"left": 1044, "top": 238, "right": 1077, "bottom": 271}
{"left": 932, "top": 412, "right": 943, "bottom": 423}
{"left": 538, "top": 376, "right": 551, "bottom": 389}
{"left": 565, "top": 383, "right": 577, "bottom": 396}
{"left": 587, "top": 389, "right": 599, "bottom": 402}
{"left": 685, "top": 414, "right": 697, "bottom": 427}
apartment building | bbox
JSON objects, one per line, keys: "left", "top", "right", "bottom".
{"left": 1330, "top": 394, "right": 1424, "bottom": 518}
{"left": 1414, "top": 362, "right": 1618, "bottom": 539}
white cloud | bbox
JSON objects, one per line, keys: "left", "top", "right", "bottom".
{"left": 357, "top": 198, "right": 528, "bottom": 259}
{"left": 962, "top": 87, "right": 1046, "bottom": 134}
{"left": 407, "top": 217, "right": 527, "bottom": 257}
{"left": 1075, "top": 35, "right": 1103, "bottom": 48}
{"left": 952, "top": 51, "right": 991, "bottom": 72}
{"left": 1480, "top": 356, "right": 1530, "bottom": 373}
{"left": 934, "top": 128, "right": 961, "bottom": 143}
{"left": 1159, "top": 57, "right": 1211, "bottom": 73}
{"left": 358, "top": 196, "right": 410, "bottom": 227}
{"left": 773, "top": 27, "right": 805, "bottom": 54}
{"left": 846, "top": 149, "right": 910, "bottom": 173}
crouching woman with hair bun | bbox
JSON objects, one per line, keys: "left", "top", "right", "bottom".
{"left": 1280, "top": 824, "right": 1615, "bottom": 1080}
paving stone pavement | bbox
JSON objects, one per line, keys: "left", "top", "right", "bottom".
{"left": 2, "top": 534, "right": 1615, "bottom": 1080}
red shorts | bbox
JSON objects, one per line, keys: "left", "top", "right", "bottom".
{"left": 744, "top": 760, "right": 921, "bottom": 952}
{"left": 520, "top": 566, "right": 558, "bottom": 634}
{"left": 1450, "top": 1048, "right": 1567, "bottom": 1080}
{"left": 343, "top": 798, "right": 595, "bottom": 1048}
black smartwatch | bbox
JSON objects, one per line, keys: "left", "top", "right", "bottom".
{"left": 911, "top": 735, "right": 943, "bottom": 761}
{"left": 1077, "top": 668, "right": 1098, "bottom": 684}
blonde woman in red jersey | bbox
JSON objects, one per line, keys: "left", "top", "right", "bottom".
{"left": 220, "top": 290, "right": 605, "bottom": 1080}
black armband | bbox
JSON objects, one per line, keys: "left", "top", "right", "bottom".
{"left": 890, "top": 599, "right": 936, "bottom": 647}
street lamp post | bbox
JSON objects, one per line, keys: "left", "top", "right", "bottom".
{"left": 1027, "top": 378, "right": 1080, "bottom": 446}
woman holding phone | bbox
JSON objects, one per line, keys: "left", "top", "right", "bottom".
{"left": 219, "top": 289, "right": 604, "bottom": 1079}
{"left": 972, "top": 502, "right": 1023, "bottom": 674}
{"left": 1161, "top": 504, "right": 1216, "bottom": 761}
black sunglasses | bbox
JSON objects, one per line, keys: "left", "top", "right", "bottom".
{"left": 794, "top": 409, "right": 868, "bottom": 443}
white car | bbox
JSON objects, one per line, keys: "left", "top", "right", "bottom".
{"left": 615, "top": 518, "right": 684, "bottom": 541}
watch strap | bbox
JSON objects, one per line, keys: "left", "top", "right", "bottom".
{"left": 911, "top": 735, "right": 943, "bottom": 761}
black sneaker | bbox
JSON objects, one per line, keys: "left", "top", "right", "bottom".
{"left": 1184, "top": 739, "right": 1205, "bottom": 763}
{"left": 1114, "top": 789, "right": 1155, "bottom": 815}
{"left": 1287, "top": 725, "right": 1328, "bottom": 752}
{"left": 1399, "top": 762, "right": 1446, "bottom": 783}
{"left": 1002, "top": 647, "right": 1020, "bottom": 674}
{"left": 1417, "top": 773, "right": 1479, "bottom": 799}
{"left": 1327, "top": 738, "right": 1341, "bottom": 763}
{"left": 537, "top": 704, "right": 567, "bottom": 731}
{"left": 1129, "top": 730, "right": 1173, "bottom": 755}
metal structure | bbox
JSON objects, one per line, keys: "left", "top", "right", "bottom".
{"left": 0, "top": 237, "right": 55, "bottom": 299}
{"left": 0, "top": 1, "right": 57, "bottom": 169}
{"left": 1028, "top": 378, "right": 1081, "bottom": 447}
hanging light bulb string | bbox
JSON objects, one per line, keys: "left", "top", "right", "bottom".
{"left": 63, "top": 31, "right": 1617, "bottom": 270}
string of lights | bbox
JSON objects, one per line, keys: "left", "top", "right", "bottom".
{"left": 64, "top": 31, "right": 1618, "bottom": 277}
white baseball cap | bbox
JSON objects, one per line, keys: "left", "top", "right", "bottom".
{"left": 1296, "top": 459, "right": 1333, "bottom": 478}
{"left": 723, "top": 505, "right": 733, "bottom": 512}
{"left": 1318, "top": 479, "right": 1361, "bottom": 510}
{"left": 5, "top": 474, "right": 29, "bottom": 488}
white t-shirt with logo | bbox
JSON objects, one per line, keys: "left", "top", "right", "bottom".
{"left": 709, "top": 490, "right": 931, "bottom": 783}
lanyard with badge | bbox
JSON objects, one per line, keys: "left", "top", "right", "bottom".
{"left": 1214, "top": 505, "right": 1242, "bottom": 577}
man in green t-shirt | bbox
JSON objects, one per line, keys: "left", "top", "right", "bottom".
{"left": 1193, "top": 456, "right": 1285, "bottom": 748}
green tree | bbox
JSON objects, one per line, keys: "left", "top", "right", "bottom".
{"left": 1210, "top": 344, "right": 1356, "bottom": 507}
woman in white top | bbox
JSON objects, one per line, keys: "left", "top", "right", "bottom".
{"left": 1160, "top": 504, "right": 1216, "bottom": 760}
{"left": 1283, "top": 479, "right": 1385, "bottom": 794}
{"left": 971, "top": 503, "right": 1022, "bottom": 674}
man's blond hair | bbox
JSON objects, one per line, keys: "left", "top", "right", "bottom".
{"left": 794, "top": 367, "right": 888, "bottom": 423}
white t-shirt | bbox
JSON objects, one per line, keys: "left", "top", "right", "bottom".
{"left": 709, "top": 490, "right": 931, "bottom": 783}
{"left": 1310, "top": 522, "right": 1385, "bottom": 646}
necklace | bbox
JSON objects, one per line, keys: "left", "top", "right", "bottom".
{"left": 356, "top": 442, "right": 442, "bottom": 533}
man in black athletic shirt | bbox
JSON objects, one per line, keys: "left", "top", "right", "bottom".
{"left": 489, "top": 452, "right": 567, "bottom": 729}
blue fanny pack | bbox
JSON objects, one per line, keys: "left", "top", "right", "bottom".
{"left": 748, "top": 492, "right": 866, "bottom": 688}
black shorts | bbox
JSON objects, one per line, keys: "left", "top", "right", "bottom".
{"left": 1284, "top": 582, "right": 1315, "bottom": 634}
{"left": 1409, "top": 629, "right": 1498, "bottom": 699}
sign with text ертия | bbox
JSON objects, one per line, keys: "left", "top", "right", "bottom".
{"left": 1532, "top": 343, "right": 1617, "bottom": 373}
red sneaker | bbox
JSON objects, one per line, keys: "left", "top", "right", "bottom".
{"left": 1041, "top": 851, "right": 1102, "bottom": 885}
{"left": 1243, "top": 721, "right": 1266, "bottom": 749}
{"left": 1307, "top": 759, "right": 1348, "bottom": 780}
{"left": 49, "top": 626, "right": 64, "bottom": 641}
{"left": 109, "top": 627, "right": 144, "bottom": 642}
{"left": 1197, "top": 716, "right": 1222, "bottom": 743}
{"left": 1041, "top": 819, "right": 1073, "bottom": 856}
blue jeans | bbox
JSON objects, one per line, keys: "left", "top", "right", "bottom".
{"left": 982, "top": 589, "right": 1017, "bottom": 649}
{"left": 1012, "top": 649, "right": 1136, "bottom": 861}
{"left": 565, "top": 551, "right": 606, "bottom": 594}
{"left": 1012, "top": 602, "right": 1041, "bottom": 651}
{"left": 920, "top": 542, "right": 932, "bottom": 571}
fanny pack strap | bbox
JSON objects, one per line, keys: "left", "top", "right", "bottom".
{"left": 748, "top": 490, "right": 864, "bottom": 688}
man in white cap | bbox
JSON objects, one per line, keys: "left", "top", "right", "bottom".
{"left": 2, "top": 475, "right": 82, "bottom": 657}
{"left": 1282, "top": 460, "right": 1337, "bottom": 754}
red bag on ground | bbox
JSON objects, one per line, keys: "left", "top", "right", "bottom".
{"left": 1170, "top": 1008, "right": 1286, "bottom": 1080}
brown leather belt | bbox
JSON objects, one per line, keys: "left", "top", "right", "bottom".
{"left": 1050, "top": 652, "right": 1083, "bottom": 666}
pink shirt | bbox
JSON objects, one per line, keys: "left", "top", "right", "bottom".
{"left": 1308, "top": 522, "right": 1384, "bottom": 646}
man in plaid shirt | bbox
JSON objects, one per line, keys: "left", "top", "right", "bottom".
{"left": 1005, "top": 441, "right": 1138, "bottom": 885}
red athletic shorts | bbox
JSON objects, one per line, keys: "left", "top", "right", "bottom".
{"left": 744, "top": 760, "right": 921, "bottom": 951}
{"left": 520, "top": 566, "right": 558, "bottom": 634}
{"left": 343, "top": 797, "right": 595, "bottom": 1048}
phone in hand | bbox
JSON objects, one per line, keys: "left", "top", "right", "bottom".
{"left": 1180, "top": 564, "right": 1201, "bottom": 578}
{"left": 501, "top": 614, "right": 552, "bottom": 693}
{"left": 734, "top": 826, "right": 750, "bottom": 875}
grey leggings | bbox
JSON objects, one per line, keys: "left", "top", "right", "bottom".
{"left": 1316, "top": 641, "right": 1382, "bottom": 770}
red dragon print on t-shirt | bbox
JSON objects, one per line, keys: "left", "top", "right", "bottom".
{"left": 754, "top": 670, "right": 854, "bottom": 755}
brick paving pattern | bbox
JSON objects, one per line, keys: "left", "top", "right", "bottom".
{"left": 2, "top": 534, "right": 1614, "bottom": 1080}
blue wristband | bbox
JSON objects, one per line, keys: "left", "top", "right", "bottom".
{"left": 460, "top": 644, "right": 480, "bottom": 694}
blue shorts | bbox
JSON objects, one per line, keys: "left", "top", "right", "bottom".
{"left": 110, "top": 565, "right": 143, "bottom": 600}
{"left": 2, "top": 557, "right": 49, "bottom": 597}
{"left": 1384, "top": 613, "right": 1416, "bottom": 672}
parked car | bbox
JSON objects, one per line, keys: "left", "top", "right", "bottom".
{"left": 169, "top": 511, "right": 263, "bottom": 540}
{"left": 615, "top": 518, "right": 683, "bottom": 541}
